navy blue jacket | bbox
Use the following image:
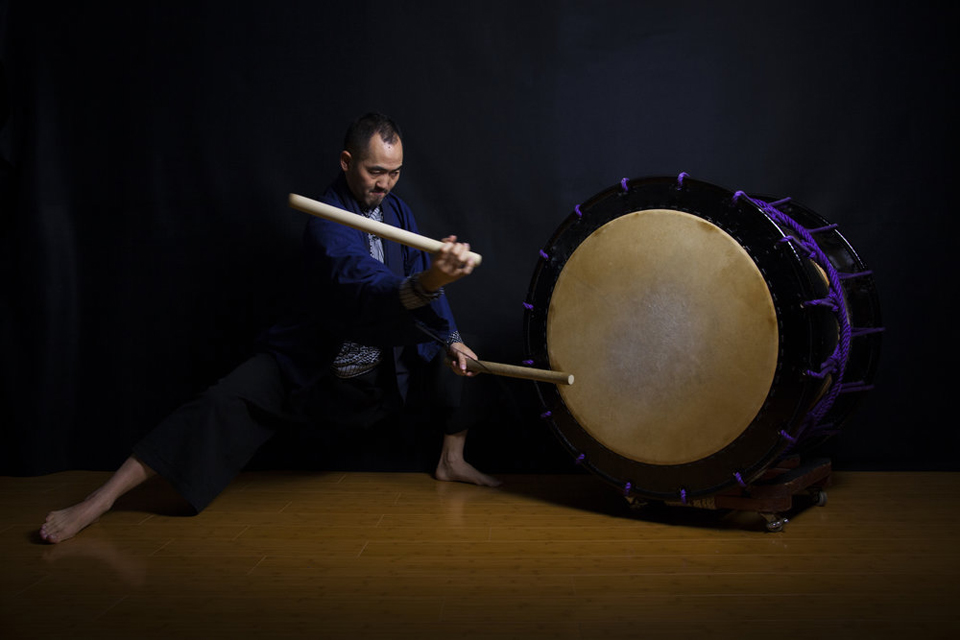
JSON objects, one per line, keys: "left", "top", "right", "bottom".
{"left": 261, "top": 174, "right": 459, "bottom": 397}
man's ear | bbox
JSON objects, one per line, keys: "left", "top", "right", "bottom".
{"left": 339, "top": 150, "right": 352, "bottom": 172}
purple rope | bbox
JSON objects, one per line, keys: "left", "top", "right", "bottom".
{"left": 540, "top": 411, "right": 552, "bottom": 419}
{"left": 840, "top": 381, "right": 875, "bottom": 393}
{"left": 680, "top": 488, "right": 688, "bottom": 505}
{"left": 620, "top": 177, "right": 629, "bottom": 191}
{"left": 575, "top": 453, "right": 585, "bottom": 465}
{"left": 839, "top": 270, "right": 873, "bottom": 280}
{"left": 623, "top": 482, "right": 632, "bottom": 496}
{"left": 522, "top": 302, "right": 534, "bottom": 311}
{"left": 804, "top": 297, "right": 840, "bottom": 312}
{"left": 539, "top": 249, "right": 550, "bottom": 260}
{"left": 522, "top": 359, "right": 534, "bottom": 366}
{"left": 574, "top": 204, "right": 583, "bottom": 218}
{"left": 735, "top": 191, "right": 856, "bottom": 449}
{"left": 734, "top": 472, "right": 747, "bottom": 488}
{"left": 677, "top": 172, "right": 689, "bottom": 187}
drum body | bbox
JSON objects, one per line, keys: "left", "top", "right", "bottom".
{"left": 524, "top": 176, "right": 881, "bottom": 502}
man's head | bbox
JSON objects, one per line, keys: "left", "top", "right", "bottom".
{"left": 340, "top": 113, "right": 404, "bottom": 210}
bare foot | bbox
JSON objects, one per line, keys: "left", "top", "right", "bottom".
{"left": 435, "top": 458, "right": 502, "bottom": 487}
{"left": 39, "top": 456, "right": 156, "bottom": 544}
{"left": 39, "top": 494, "right": 112, "bottom": 544}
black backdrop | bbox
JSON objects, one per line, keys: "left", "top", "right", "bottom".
{"left": 1, "top": 1, "right": 956, "bottom": 476}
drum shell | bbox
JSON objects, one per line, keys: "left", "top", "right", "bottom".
{"left": 524, "top": 177, "right": 880, "bottom": 500}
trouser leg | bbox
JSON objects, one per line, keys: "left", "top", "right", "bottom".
{"left": 132, "top": 352, "right": 290, "bottom": 513}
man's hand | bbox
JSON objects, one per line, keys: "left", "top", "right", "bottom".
{"left": 419, "top": 236, "right": 475, "bottom": 293}
{"left": 447, "top": 341, "right": 479, "bottom": 377}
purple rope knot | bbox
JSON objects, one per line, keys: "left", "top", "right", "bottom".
{"left": 540, "top": 410, "right": 552, "bottom": 419}
{"left": 539, "top": 249, "right": 550, "bottom": 260}
{"left": 574, "top": 204, "right": 583, "bottom": 218}
{"left": 807, "top": 355, "right": 838, "bottom": 379}
{"left": 804, "top": 297, "right": 839, "bottom": 312}
{"left": 677, "top": 172, "right": 689, "bottom": 187}
{"left": 620, "top": 177, "right": 630, "bottom": 192}
{"left": 623, "top": 482, "right": 632, "bottom": 496}
{"left": 680, "top": 488, "right": 688, "bottom": 504}
{"left": 575, "top": 453, "right": 585, "bottom": 465}
{"left": 806, "top": 366, "right": 833, "bottom": 380}
{"left": 522, "top": 302, "right": 534, "bottom": 310}
{"left": 734, "top": 472, "right": 747, "bottom": 487}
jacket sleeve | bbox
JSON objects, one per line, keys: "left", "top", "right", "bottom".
{"left": 396, "top": 199, "right": 460, "bottom": 346}
{"left": 304, "top": 193, "right": 457, "bottom": 350}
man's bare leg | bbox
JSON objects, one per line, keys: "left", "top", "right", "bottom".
{"left": 434, "top": 430, "right": 501, "bottom": 487}
{"left": 40, "top": 455, "right": 156, "bottom": 543}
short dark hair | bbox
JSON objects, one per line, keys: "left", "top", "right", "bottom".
{"left": 343, "top": 112, "right": 402, "bottom": 159}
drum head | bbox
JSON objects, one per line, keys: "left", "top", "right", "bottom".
{"left": 547, "top": 209, "right": 778, "bottom": 465}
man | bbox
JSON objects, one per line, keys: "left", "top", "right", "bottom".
{"left": 40, "top": 113, "right": 498, "bottom": 544}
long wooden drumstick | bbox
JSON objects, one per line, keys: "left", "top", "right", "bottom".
{"left": 463, "top": 359, "right": 575, "bottom": 385}
{"left": 289, "top": 193, "right": 483, "bottom": 267}
{"left": 291, "top": 192, "right": 572, "bottom": 386}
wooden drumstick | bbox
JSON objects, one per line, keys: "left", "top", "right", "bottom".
{"left": 463, "top": 359, "right": 574, "bottom": 385}
{"left": 290, "top": 194, "right": 570, "bottom": 384}
{"left": 289, "top": 193, "right": 483, "bottom": 267}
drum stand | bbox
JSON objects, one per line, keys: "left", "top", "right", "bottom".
{"left": 632, "top": 456, "right": 832, "bottom": 532}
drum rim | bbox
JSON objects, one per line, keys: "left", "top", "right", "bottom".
{"left": 524, "top": 175, "right": 843, "bottom": 500}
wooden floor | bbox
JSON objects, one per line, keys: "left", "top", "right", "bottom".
{"left": 2, "top": 470, "right": 959, "bottom": 639}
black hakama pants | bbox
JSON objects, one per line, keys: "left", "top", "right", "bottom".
{"left": 133, "top": 349, "right": 463, "bottom": 513}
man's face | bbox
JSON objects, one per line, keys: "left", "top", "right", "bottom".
{"left": 341, "top": 135, "right": 403, "bottom": 210}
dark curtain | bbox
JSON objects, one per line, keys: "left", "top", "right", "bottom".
{"left": 1, "top": 1, "right": 956, "bottom": 475}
